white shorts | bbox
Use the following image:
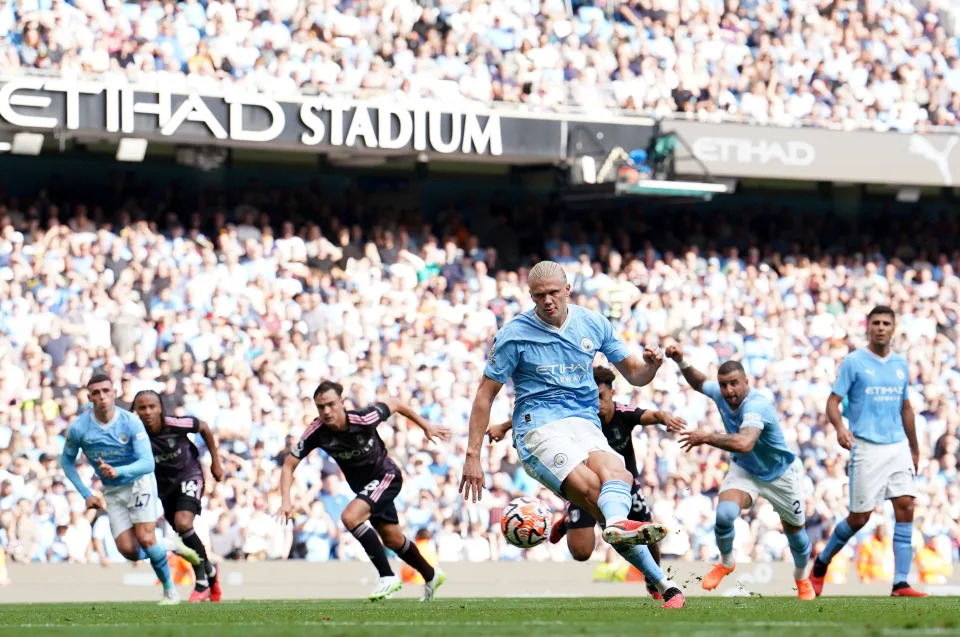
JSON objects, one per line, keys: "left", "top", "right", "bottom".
{"left": 103, "top": 473, "right": 160, "bottom": 537}
{"left": 516, "top": 417, "right": 622, "bottom": 496}
{"left": 849, "top": 438, "right": 918, "bottom": 513}
{"left": 720, "top": 458, "right": 806, "bottom": 527}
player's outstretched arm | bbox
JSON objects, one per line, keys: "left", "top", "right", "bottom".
{"left": 825, "top": 393, "right": 854, "bottom": 450}
{"left": 641, "top": 410, "right": 686, "bottom": 433}
{"left": 60, "top": 431, "right": 105, "bottom": 510}
{"left": 901, "top": 398, "right": 919, "bottom": 472}
{"left": 60, "top": 434, "right": 93, "bottom": 500}
{"left": 679, "top": 425, "right": 761, "bottom": 454}
{"left": 197, "top": 420, "right": 225, "bottom": 481}
{"left": 460, "top": 376, "right": 503, "bottom": 502}
{"left": 613, "top": 346, "right": 664, "bottom": 388}
{"left": 278, "top": 454, "right": 301, "bottom": 523}
{"left": 382, "top": 398, "right": 452, "bottom": 443}
{"left": 665, "top": 345, "right": 707, "bottom": 393}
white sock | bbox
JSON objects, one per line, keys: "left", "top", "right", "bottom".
{"left": 656, "top": 577, "right": 678, "bottom": 593}
{"left": 794, "top": 563, "right": 811, "bottom": 580}
{"left": 605, "top": 515, "right": 626, "bottom": 525}
{"left": 163, "top": 536, "right": 177, "bottom": 552}
{"left": 721, "top": 552, "right": 735, "bottom": 568}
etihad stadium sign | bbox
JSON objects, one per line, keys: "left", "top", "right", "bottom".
{"left": 0, "top": 77, "right": 655, "bottom": 164}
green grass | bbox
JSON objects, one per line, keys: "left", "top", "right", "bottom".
{"left": 0, "top": 598, "right": 956, "bottom": 637}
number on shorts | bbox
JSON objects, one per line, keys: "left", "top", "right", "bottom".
{"left": 360, "top": 480, "right": 380, "bottom": 496}
{"left": 181, "top": 480, "right": 199, "bottom": 498}
{"left": 792, "top": 500, "right": 802, "bottom": 515}
{"left": 632, "top": 490, "right": 650, "bottom": 516}
{"left": 135, "top": 493, "right": 151, "bottom": 509}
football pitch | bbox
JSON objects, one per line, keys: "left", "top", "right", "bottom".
{"left": 0, "top": 598, "right": 956, "bottom": 637}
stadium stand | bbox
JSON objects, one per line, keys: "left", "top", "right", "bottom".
{"left": 0, "top": 175, "right": 958, "bottom": 577}
{"left": 1, "top": 0, "right": 959, "bottom": 129}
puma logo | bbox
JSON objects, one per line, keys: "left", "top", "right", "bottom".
{"left": 908, "top": 135, "right": 959, "bottom": 186}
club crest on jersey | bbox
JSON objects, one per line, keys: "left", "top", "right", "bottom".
{"left": 896, "top": 369, "right": 905, "bottom": 380}
{"left": 167, "top": 439, "right": 176, "bottom": 448}
{"left": 118, "top": 434, "right": 129, "bottom": 444}
{"left": 581, "top": 337, "right": 595, "bottom": 352}
{"left": 554, "top": 453, "right": 568, "bottom": 468}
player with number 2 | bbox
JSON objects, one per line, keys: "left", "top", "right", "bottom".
{"left": 667, "top": 348, "right": 816, "bottom": 601}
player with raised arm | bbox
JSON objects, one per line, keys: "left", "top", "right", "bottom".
{"left": 487, "top": 365, "right": 685, "bottom": 600}
{"left": 460, "top": 260, "right": 685, "bottom": 609}
{"left": 279, "top": 381, "right": 452, "bottom": 601}
{"left": 133, "top": 390, "right": 225, "bottom": 603}
{"left": 667, "top": 348, "right": 816, "bottom": 601}
{"left": 59, "top": 373, "right": 200, "bottom": 605}
{"left": 810, "top": 306, "right": 926, "bottom": 598}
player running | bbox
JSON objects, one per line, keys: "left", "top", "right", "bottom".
{"left": 811, "top": 305, "right": 926, "bottom": 597}
{"left": 279, "top": 380, "right": 452, "bottom": 601}
{"left": 667, "top": 348, "right": 816, "bottom": 601}
{"left": 460, "top": 260, "right": 685, "bottom": 609}
{"left": 133, "top": 390, "right": 225, "bottom": 603}
{"left": 60, "top": 373, "right": 200, "bottom": 605}
{"left": 487, "top": 365, "right": 685, "bottom": 600}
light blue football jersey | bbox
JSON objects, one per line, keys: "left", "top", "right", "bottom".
{"left": 702, "top": 382, "right": 796, "bottom": 482}
{"left": 831, "top": 348, "right": 908, "bottom": 445}
{"left": 483, "top": 304, "right": 630, "bottom": 441}
{"left": 62, "top": 408, "right": 154, "bottom": 488}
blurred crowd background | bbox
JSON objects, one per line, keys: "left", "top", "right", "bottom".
{"left": 0, "top": 173, "right": 958, "bottom": 588}
{"left": 2, "top": 0, "right": 960, "bottom": 129}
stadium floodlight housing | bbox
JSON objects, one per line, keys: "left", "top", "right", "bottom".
{"left": 116, "top": 138, "right": 148, "bottom": 162}
{"left": 11, "top": 132, "right": 44, "bottom": 156}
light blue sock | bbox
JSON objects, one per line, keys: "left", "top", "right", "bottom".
{"left": 893, "top": 523, "right": 913, "bottom": 585}
{"left": 819, "top": 519, "right": 854, "bottom": 565}
{"left": 714, "top": 501, "right": 740, "bottom": 565}
{"left": 597, "top": 480, "right": 632, "bottom": 525}
{"left": 136, "top": 546, "right": 149, "bottom": 561}
{"left": 143, "top": 543, "right": 174, "bottom": 591}
{"left": 614, "top": 543, "right": 674, "bottom": 593}
{"left": 787, "top": 528, "right": 812, "bottom": 579}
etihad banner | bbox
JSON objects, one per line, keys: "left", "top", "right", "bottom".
{"left": 0, "top": 77, "right": 654, "bottom": 164}
{"left": 665, "top": 119, "right": 960, "bottom": 187}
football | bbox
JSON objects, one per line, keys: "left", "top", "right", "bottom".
{"left": 500, "top": 497, "right": 553, "bottom": 548}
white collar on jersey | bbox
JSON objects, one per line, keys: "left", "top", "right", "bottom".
{"left": 532, "top": 305, "right": 573, "bottom": 333}
{"left": 92, "top": 410, "right": 120, "bottom": 429}
{"left": 861, "top": 347, "right": 894, "bottom": 364}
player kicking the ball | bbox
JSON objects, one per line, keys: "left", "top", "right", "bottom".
{"left": 811, "top": 306, "right": 926, "bottom": 597}
{"left": 279, "top": 381, "right": 451, "bottom": 601}
{"left": 667, "top": 348, "right": 816, "bottom": 601}
{"left": 487, "top": 365, "right": 685, "bottom": 600}
{"left": 133, "top": 391, "right": 225, "bottom": 602}
{"left": 60, "top": 374, "right": 201, "bottom": 605}
{"left": 460, "top": 260, "right": 685, "bottom": 609}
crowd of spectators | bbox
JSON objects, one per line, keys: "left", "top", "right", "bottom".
{"left": 2, "top": 0, "right": 960, "bottom": 130}
{"left": 0, "top": 175, "right": 958, "bottom": 589}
